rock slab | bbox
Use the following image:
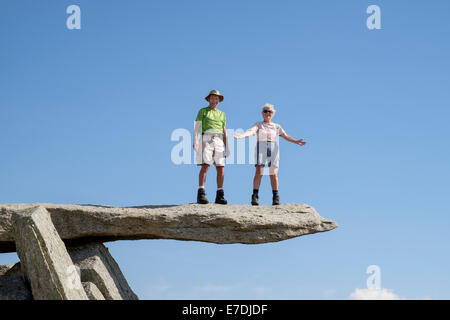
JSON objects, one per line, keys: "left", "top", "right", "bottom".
{"left": 68, "top": 242, "right": 138, "bottom": 300}
{"left": 0, "top": 264, "right": 15, "bottom": 276}
{"left": 0, "top": 274, "right": 32, "bottom": 300}
{"left": 0, "top": 263, "right": 32, "bottom": 300}
{"left": 0, "top": 203, "right": 338, "bottom": 253}
{"left": 11, "top": 206, "right": 88, "bottom": 300}
{"left": 82, "top": 282, "right": 105, "bottom": 300}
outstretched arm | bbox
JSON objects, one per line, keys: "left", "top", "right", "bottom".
{"left": 280, "top": 133, "right": 307, "bottom": 146}
{"left": 234, "top": 124, "right": 258, "bottom": 139}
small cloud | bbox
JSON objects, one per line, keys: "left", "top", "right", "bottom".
{"left": 349, "top": 288, "right": 404, "bottom": 300}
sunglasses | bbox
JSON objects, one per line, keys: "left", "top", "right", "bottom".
{"left": 263, "top": 110, "right": 273, "bottom": 114}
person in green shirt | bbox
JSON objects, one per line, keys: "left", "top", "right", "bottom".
{"left": 193, "top": 90, "right": 230, "bottom": 204}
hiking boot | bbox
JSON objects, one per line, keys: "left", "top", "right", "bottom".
{"left": 272, "top": 194, "right": 280, "bottom": 205}
{"left": 251, "top": 194, "right": 259, "bottom": 206}
{"left": 197, "top": 188, "right": 209, "bottom": 204}
{"left": 215, "top": 189, "right": 228, "bottom": 205}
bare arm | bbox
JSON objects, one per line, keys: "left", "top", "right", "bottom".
{"left": 280, "top": 133, "right": 307, "bottom": 146}
{"left": 193, "top": 121, "right": 202, "bottom": 150}
{"left": 234, "top": 125, "right": 258, "bottom": 139}
{"left": 223, "top": 125, "right": 230, "bottom": 157}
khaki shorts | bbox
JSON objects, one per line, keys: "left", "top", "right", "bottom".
{"left": 195, "top": 133, "right": 225, "bottom": 167}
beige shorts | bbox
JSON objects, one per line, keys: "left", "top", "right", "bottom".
{"left": 255, "top": 141, "right": 279, "bottom": 168}
{"left": 195, "top": 133, "right": 225, "bottom": 167}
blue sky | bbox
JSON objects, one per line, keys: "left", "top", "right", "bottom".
{"left": 1, "top": 0, "right": 449, "bottom": 299}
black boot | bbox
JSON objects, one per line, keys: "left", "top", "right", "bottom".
{"left": 272, "top": 194, "right": 280, "bottom": 205}
{"left": 251, "top": 194, "right": 259, "bottom": 206}
{"left": 197, "top": 188, "right": 209, "bottom": 204}
{"left": 215, "top": 189, "right": 227, "bottom": 205}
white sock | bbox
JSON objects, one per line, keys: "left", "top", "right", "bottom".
{"left": 217, "top": 187, "right": 223, "bottom": 191}
{"left": 199, "top": 186, "right": 205, "bottom": 189}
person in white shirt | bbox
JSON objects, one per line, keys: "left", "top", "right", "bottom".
{"left": 234, "top": 103, "right": 306, "bottom": 205}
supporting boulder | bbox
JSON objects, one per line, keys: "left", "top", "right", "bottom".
{"left": 0, "top": 262, "right": 25, "bottom": 279}
{"left": 0, "top": 274, "right": 32, "bottom": 300}
{"left": 0, "top": 264, "right": 15, "bottom": 276}
{"left": 11, "top": 206, "right": 88, "bottom": 300}
{"left": 82, "top": 282, "right": 105, "bottom": 300}
{"left": 68, "top": 242, "right": 138, "bottom": 300}
{"left": 0, "top": 263, "right": 32, "bottom": 300}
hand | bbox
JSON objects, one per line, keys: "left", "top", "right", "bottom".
{"left": 234, "top": 133, "right": 243, "bottom": 139}
{"left": 225, "top": 147, "right": 231, "bottom": 158}
{"left": 193, "top": 141, "right": 199, "bottom": 152}
{"left": 296, "top": 139, "right": 307, "bottom": 146}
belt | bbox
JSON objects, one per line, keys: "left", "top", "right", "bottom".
{"left": 202, "top": 132, "right": 223, "bottom": 137}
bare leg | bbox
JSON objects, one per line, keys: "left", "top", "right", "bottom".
{"left": 199, "top": 164, "right": 210, "bottom": 186}
{"left": 216, "top": 165, "right": 224, "bottom": 188}
{"left": 269, "top": 166, "right": 278, "bottom": 190}
{"left": 253, "top": 165, "right": 264, "bottom": 190}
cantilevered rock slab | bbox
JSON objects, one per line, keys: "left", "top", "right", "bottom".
{"left": 0, "top": 203, "right": 338, "bottom": 253}
{"left": 11, "top": 206, "right": 88, "bottom": 300}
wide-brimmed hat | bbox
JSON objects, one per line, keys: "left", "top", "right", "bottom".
{"left": 205, "top": 89, "right": 224, "bottom": 102}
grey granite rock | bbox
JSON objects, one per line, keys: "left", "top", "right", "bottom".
{"left": 11, "top": 206, "right": 88, "bottom": 300}
{"left": 68, "top": 242, "right": 138, "bottom": 300}
{"left": 0, "top": 264, "right": 15, "bottom": 276}
{"left": 0, "top": 203, "right": 338, "bottom": 253}
{"left": 0, "top": 274, "right": 32, "bottom": 300}
{"left": 82, "top": 282, "right": 105, "bottom": 300}
{"left": 0, "top": 262, "right": 26, "bottom": 283}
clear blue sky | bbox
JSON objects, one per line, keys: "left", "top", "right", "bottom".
{"left": 1, "top": 0, "right": 449, "bottom": 299}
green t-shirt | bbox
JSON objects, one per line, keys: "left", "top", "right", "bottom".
{"left": 195, "top": 106, "right": 226, "bottom": 134}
